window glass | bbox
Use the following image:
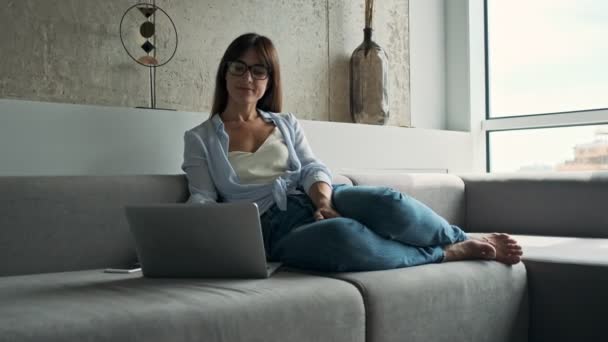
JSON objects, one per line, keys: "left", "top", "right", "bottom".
{"left": 487, "top": 0, "right": 608, "bottom": 116}
{"left": 489, "top": 125, "right": 608, "bottom": 172}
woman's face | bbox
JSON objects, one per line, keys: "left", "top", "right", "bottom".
{"left": 225, "top": 49, "right": 269, "bottom": 108}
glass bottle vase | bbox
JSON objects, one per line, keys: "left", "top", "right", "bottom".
{"left": 350, "top": 28, "right": 389, "bottom": 125}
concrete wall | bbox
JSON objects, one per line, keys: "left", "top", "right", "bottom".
{"left": 0, "top": 0, "right": 410, "bottom": 126}
{"left": 0, "top": 99, "right": 473, "bottom": 176}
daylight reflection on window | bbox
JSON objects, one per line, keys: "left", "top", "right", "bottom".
{"left": 489, "top": 125, "right": 608, "bottom": 172}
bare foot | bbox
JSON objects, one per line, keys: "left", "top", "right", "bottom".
{"left": 473, "top": 233, "right": 523, "bottom": 265}
{"left": 443, "top": 239, "right": 496, "bottom": 262}
{"left": 444, "top": 233, "right": 523, "bottom": 265}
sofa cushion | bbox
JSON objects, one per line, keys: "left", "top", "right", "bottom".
{"left": 515, "top": 234, "right": 608, "bottom": 342}
{"left": 0, "top": 175, "right": 189, "bottom": 276}
{"left": 328, "top": 261, "right": 528, "bottom": 342}
{"left": 342, "top": 173, "right": 466, "bottom": 227}
{"left": 0, "top": 174, "right": 352, "bottom": 277}
{"left": 461, "top": 172, "right": 608, "bottom": 238}
{"left": 333, "top": 173, "right": 353, "bottom": 185}
{"left": 0, "top": 269, "right": 364, "bottom": 342}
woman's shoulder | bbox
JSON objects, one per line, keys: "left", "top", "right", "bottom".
{"left": 185, "top": 115, "right": 217, "bottom": 137}
{"left": 183, "top": 117, "right": 220, "bottom": 153}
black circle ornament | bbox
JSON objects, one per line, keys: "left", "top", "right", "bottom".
{"left": 119, "top": 2, "right": 178, "bottom": 109}
{"left": 119, "top": 2, "right": 178, "bottom": 68}
{"left": 140, "top": 21, "right": 155, "bottom": 38}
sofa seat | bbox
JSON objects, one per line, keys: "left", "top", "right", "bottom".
{"left": 335, "top": 173, "right": 528, "bottom": 342}
{"left": 515, "top": 234, "right": 608, "bottom": 342}
{"left": 329, "top": 261, "right": 528, "bottom": 342}
{"left": 0, "top": 269, "right": 365, "bottom": 342}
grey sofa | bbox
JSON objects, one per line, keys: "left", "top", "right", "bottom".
{"left": 1, "top": 172, "right": 606, "bottom": 342}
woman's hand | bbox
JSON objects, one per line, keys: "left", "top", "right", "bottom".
{"left": 313, "top": 205, "right": 341, "bottom": 221}
{"left": 308, "top": 181, "right": 340, "bottom": 220}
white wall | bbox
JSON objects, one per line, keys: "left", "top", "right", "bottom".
{"left": 398, "top": 0, "right": 486, "bottom": 168}
{"left": 0, "top": 100, "right": 205, "bottom": 176}
{"left": 446, "top": 0, "right": 471, "bottom": 132}
{"left": 0, "top": 3, "right": 480, "bottom": 176}
{"left": 301, "top": 120, "right": 472, "bottom": 173}
{"left": 443, "top": 0, "right": 488, "bottom": 171}
{"left": 0, "top": 99, "right": 473, "bottom": 176}
{"left": 409, "top": 0, "right": 480, "bottom": 135}
{"left": 409, "top": 0, "right": 447, "bottom": 130}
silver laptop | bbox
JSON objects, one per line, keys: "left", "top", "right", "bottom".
{"left": 124, "top": 202, "right": 281, "bottom": 278}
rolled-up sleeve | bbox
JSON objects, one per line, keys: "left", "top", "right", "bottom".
{"left": 181, "top": 130, "right": 218, "bottom": 204}
{"left": 287, "top": 113, "right": 333, "bottom": 195}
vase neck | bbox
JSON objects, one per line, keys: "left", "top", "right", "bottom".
{"left": 364, "top": 28, "right": 372, "bottom": 43}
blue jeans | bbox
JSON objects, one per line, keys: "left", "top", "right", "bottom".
{"left": 260, "top": 184, "right": 468, "bottom": 272}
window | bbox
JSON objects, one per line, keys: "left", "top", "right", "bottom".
{"left": 489, "top": 124, "right": 608, "bottom": 172}
{"left": 485, "top": 0, "right": 608, "bottom": 172}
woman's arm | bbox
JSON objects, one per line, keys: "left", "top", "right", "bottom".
{"left": 308, "top": 181, "right": 332, "bottom": 208}
{"left": 287, "top": 113, "right": 333, "bottom": 196}
{"left": 308, "top": 181, "right": 341, "bottom": 220}
{"left": 182, "top": 131, "right": 218, "bottom": 204}
{"left": 286, "top": 114, "right": 339, "bottom": 220}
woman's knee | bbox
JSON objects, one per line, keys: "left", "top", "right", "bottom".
{"left": 317, "top": 217, "right": 367, "bottom": 241}
{"left": 333, "top": 185, "right": 406, "bottom": 211}
{"left": 369, "top": 186, "right": 421, "bottom": 215}
{"left": 272, "top": 217, "right": 364, "bottom": 251}
{"left": 270, "top": 218, "right": 370, "bottom": 267}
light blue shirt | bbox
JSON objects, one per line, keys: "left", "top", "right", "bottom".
{"left": 182, "top": 110, "right": 333, "bottom": 214}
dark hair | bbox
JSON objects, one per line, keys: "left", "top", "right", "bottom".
{"left": 211, "top": 33, "right": 282, "bottom": 115}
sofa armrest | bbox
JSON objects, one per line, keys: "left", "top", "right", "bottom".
{"left": 460, "top": 172, "right": 608, "bottom": 238}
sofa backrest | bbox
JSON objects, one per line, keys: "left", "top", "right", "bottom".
{"left": 461, "top": 172, "right": 608, "bottom": 238}
{"left": 0, "top": 174, "right": 353, "bottom": 277}
{"left": 342, "top": 173, "right": 466, "bottom": 228}
{"left": 0, "top": 175, "right": 189, "bottom": 276}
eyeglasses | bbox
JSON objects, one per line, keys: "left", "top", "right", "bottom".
{"left": 226, "top": 60, "right": 270, "bottom": 80}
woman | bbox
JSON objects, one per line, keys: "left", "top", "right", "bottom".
{"left": 182, "top": 33, "right": 522, "bottom": 272}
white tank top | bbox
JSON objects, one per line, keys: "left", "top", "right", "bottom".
{"left": 228, "top": 128, "right": 289, "bottom": 185}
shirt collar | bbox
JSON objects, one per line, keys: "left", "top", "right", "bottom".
{"left": 211, "top": 109, "right": 276, "bottom": 134}
{"left": 211, "top": 113, "right": 224, "bottom": 134}
{"left": 257, "top": 109, "right": 273, "bottom": 122}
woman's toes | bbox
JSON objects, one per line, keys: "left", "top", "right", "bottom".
{"left": 505, "top": 256, "right": 521, "bottom": 265}
{"left": 493, "top": 233, "right": 510, "bottom": 239}
{"left": 483, "top": 233, "right": 523, "bottom": 264}
{"left": 478, "top": 242, "right": 496, "bottom": 259}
